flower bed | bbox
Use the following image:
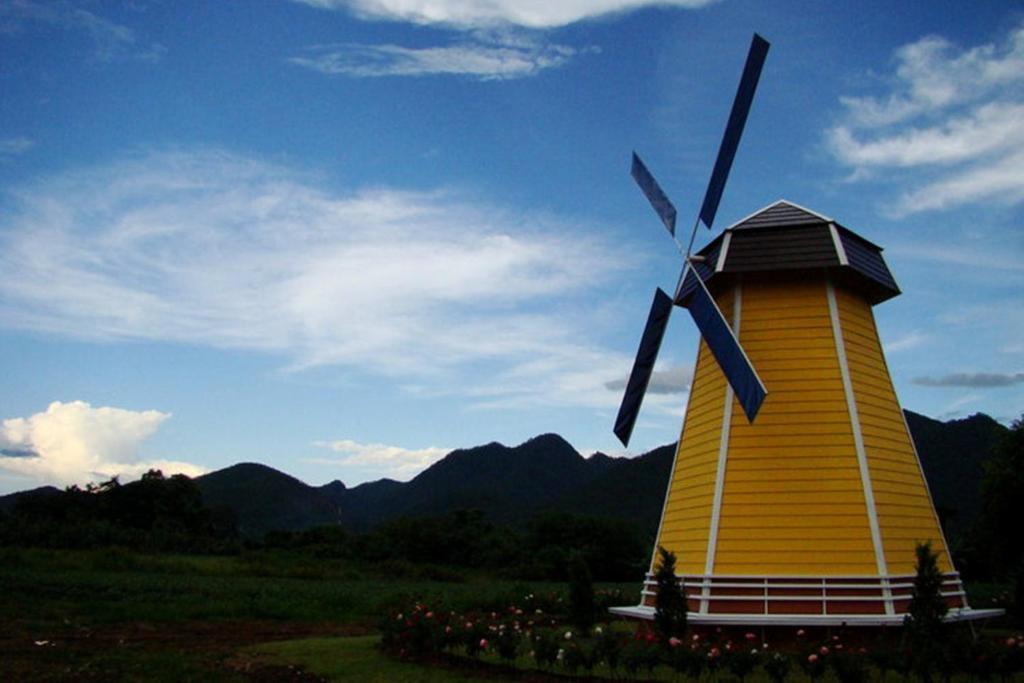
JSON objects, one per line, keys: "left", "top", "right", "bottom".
{"left": 380, "top": 599, "right": 1024, "bottom": 680}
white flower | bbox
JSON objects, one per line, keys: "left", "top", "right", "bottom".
{"left": 556, "top": 648, "right": 565, "bottom": 661}
{"left": 564, "top": 631, "right": 573, "bottom": 640}
{"left": 594, "top": 626, "right": 603, "bottom": 635}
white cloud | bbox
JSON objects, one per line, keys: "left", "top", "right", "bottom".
{"left": 0, "top": 148, "right": 629, "bottom": 409}
{"left": 883, "top": 330, "right": 927, "bottom": 354}
{"left": 0, "top": 137, "right": 34, "bottom": 156}
{"left": 827, "top": 23, "right": 1024, "bottom": 215}
{"left": 0, "top": 0, "right": 164, "bottom": 63}
{"left": 309, "top": 439, "right": 451, "bottom": 480}
{"left": 604, "top": 365, "right": 692, "bottom": 394}
{"left": 292, "top": 0, "right": 713, "bottom": 29}
{"left": 290, "top": 35, "right": 583, "bottom": 79}
{"left": 0, "top": 401, "right": 203, "bottom": 488}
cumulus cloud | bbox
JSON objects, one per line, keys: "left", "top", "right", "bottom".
{"left": 0, "top": 148, "right": 632, "bottom": 410}
{"left": 290, "top": 34, "right": 584, "bottom": 79}
{"left": 0, "top": 0, "right": 164, "bottom": 63}
{"left": 913, "top": 372, "right": 1024, "bottom": 388}
{"left": 604, "top": 365, "right": 692, "bottom": 394}
{"left": 827, "top": 22, "right": 1024, "bottom": 215}
{"left": 308, "top": 439, "right": 451, "bottom": 480}
{"left": 292, "top": 0, "right": 713, "bottom": 29}
{"left": 0, "top": 401, "right": 204, "bottom": 488}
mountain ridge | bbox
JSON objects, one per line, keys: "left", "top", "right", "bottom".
{"left": 0, "top": 411, "right": 1007, "bottom": 542}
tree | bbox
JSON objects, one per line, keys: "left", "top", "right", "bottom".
{"left": 653, "top": 546, "right": 687, "bottom": 642}
{"left": 905, "top": 541, "right": 948, "bottom": 683}
{"left": 975, "top": 415, "right": 1024, "bottom": 576}
{"left": 567, "top": 551, "right": 596, "bottom": 632}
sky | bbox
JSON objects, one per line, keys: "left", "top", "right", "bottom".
{"left": 1, "top": 0, "right": 1022, "bottom": 494}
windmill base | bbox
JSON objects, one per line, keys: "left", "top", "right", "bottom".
{"left": 609, "top": 571, "right": 1004, "bottom": 627}
{"left": 608, "top": 605, "right": 1004, "bottom": 627}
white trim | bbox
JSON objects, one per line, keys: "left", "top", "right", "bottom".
{"left": 647, "top": 406, "right": 691, "bottom": 576}
{"left": 721, "top": 199, "right": 834, "bottom": 232}
{"left": 715, "top": 231, "right": 732, "bottom": 272}
{"left": 826, "top": 280, "right": 892, "bottom": 615}
{"left": 702, "top": 280, "right": 742, "bottom": 611}
{"left": 829, "top": 223, "right": 849, "bottom": 266}
{"left": 608, "top": 605, "right": 1003, "bottom": 627}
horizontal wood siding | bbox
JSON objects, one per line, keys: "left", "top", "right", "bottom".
{"left": 833, "top": 286, "right": 952, "bottom": 574}
{"left": 653, "top": 290, "right": 733, "bottom": 575}
{"left": 713, "top": 275, "right": 876, "bottom": 575}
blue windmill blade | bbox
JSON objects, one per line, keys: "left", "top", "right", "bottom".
{"left": 698, "top": 33, "right": 770, "bottom": 231}
{"left": 631, "top": 152, "right": 678, "bottom": 237}
{"left": 613, "top": 288, "right": 674, "bottom": 447}
{"left": 680, "top": 267, "right": 767, "bottom": 422}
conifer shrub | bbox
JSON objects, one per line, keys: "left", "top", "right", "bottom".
{"left": 653, "top": 546, "right": 687, "bottom": 642}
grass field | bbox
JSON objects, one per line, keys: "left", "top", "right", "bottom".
{"left": 0, "top": 547, "right": 632, "bottom": 680}
{"left": 2, "top": 547, "right": 1019, "bottom": 681}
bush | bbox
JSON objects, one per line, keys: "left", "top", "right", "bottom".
{"left": 567, "top": 552, "right": 595, "bottom": 632}
{"left": 653, "top": 546, "right": 686, "bottom": 643}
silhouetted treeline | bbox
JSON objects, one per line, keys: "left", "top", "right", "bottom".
{"left": 0, "top": 470, "right": 239, "bottom": 553}
{"left": 0, "top": 473, "right": 648, "bottom": 580}
{"left": 263, "top": 510, "right": 648, "bottom": 581}
{"left": 957, "top": 414, "right": 1024, "bottom": 582}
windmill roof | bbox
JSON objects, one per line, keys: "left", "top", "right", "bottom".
{"left": 677, "top": 200, "right": 900, "bottom": 306}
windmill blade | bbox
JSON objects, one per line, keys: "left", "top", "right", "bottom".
{"left": 631, "top": 152, "right": 678, "bottom": 237}
{"left": 698, "top": 33, "right": 770, "bottom": 231}
{"left": 614, "top": 288, "right": 674, "bottom": 447}
{"left": 681, "top": 266, "right": 767, "bottom": 422}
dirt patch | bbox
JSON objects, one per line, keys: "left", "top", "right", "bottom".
{"left": 0, "top": 619, "right": 364, "bottom": 681}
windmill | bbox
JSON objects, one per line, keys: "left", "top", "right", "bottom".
{"left": 611, "top": 35, "right": 999, "bottom": 626}
{"left": 614, "top": 34, "right": 770, "bottom": 449}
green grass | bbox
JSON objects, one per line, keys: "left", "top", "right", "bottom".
{"left": 0, "top": 547, "right": 632, "bottom": 628}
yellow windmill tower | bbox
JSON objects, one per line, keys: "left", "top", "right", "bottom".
{"left": 610, "top": 33, "right": 998, "bottom": 625}
{"left": 612, "top": 199, "right": 998, "bottom": 625}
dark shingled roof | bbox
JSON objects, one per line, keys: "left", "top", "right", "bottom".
{"left": 676, "top": 200, "right": 900, "bottom": 306}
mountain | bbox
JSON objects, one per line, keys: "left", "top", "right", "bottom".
{"left": 0, "top": 485, "right": 62, "bottom": 513}
{"left": 176, "top": 412, "right": 1016, "bottom": 539}
{"left": 193, "top": 462, "right": 342, "bottom": 537}
{"left": 553, "top": 444, "right": 676, "bottom": 537}
{"left": 904, "top": 411, "right": 1007, "bottom": 544}
{"left": 3, "top": 411, "right": 1006, "bottom": 542}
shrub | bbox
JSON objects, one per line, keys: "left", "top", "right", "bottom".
{"left": 906, "top": 541, "right": 949, "bottom": 682}
{"left": 567, "top": 551, "right": 595, "bottom": 632}
{"left": 653, "top": 546, "right": 687, "bottom": 643}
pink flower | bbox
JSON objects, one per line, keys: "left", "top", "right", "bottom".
{"left": 796, "top": 629, "right": 806, "bottom": 637}
{"left": 425, "top": 611, "right": 433, "bottom": 619}
{"left": 692, "top": 634, "right": 700, "bottom": 642}
{"left": 745, "top": 632, "right": 756, "bottom": 640}
{"left": 465, "top": 622, "right": 473, "bottom": 629}
{"left": 820, "top": 646, "right": 829, "bottom": 655}
{"left": 479, "top": 638, "right": 488, "bottom": 649}
{"left": 669, "top": 637, "right": 682, "bottom": 648}
{"left": 1007, "top": 637, "right": 1017, "bottom": 647}
{"left": 445, "top": 626, "right": 452, "bottom": 634}
{"left": 808, "top": 653, "right": 819, "bottom": 663}
{"left": 709, "top": 647, "right": 720, "bottom": 658}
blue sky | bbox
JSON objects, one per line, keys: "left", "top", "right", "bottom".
{"left": 1, "top": 0, "right": 1022, "bottom": 494}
